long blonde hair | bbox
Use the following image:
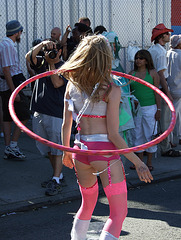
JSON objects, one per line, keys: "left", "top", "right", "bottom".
{"left": 58, "top": 35, "right": 113, "bottom": 102}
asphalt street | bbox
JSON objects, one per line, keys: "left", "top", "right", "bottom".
{"left": 0, "top": 119, "right": 181, "bottom": 216}
{"left": 1, "top": 178, "right": 181, "bottom": 240}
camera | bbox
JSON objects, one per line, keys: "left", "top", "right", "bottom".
{"left": 44, "top": 42, "right": 62, "bottom": 59}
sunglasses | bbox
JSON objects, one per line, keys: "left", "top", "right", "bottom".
{"left": 164, "top": 32, "right": 170, "bottom": 35}
{"left": 135, "top": 57, "right": 145, "bottom": 60}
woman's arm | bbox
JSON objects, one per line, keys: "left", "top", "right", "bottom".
{"left": 61, "top": 83, "right": 74, "bottom": 168}
{"left": 61, "top": 25, "right": 71, "bottom": 61}
{"left": 107, "top": 85, "right": 153, "bottom": 183}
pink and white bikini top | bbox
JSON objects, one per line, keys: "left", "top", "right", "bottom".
{"left": 67, "top": 82, "right": 107, "bottom": 119}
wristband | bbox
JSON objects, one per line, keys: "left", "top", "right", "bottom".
{"left": 157, "top": 109, "right": 161, "bottom": 111}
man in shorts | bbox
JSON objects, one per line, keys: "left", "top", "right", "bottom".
{"left": 26, "top": 40, "right": 67, "bottom": 196}
{"left": 0, "top": 20, "right": 30, "bottom": 160}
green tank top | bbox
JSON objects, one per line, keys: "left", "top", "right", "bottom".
{"left": 130, "top": 70, "right": 156, "bottom": 106}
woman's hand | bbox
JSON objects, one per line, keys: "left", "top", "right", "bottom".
{"left": 62, "top": 152, "right": 73, "bottom": 169}
{"left": 135, "top": 161, "right": 153, "bottom": 183}
{"left": 155, "top": 109, "right": 161, "bottom": 121}
{"left": 134, "top": 100, "right": 139, "bottom": 110}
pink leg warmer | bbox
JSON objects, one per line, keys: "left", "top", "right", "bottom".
{"left": 102, "top": 180, "right": 128, "bottom": 239}
{"left": 71, "top": 182, "right": 99, "bottom": 240}
{"left": 76, "top": 181, "right": 99, "bottom": 220}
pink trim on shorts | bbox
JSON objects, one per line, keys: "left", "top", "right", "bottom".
{"left": 72, "top": 140, "right": 120, "bottom": 165}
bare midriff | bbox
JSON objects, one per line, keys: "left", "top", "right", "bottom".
{"left": 78, "top": 116, "right": 108, "bottom": 135}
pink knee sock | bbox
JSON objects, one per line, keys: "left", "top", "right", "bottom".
{"left": 76, "top": 181, "right": 99, "bottom": 220}
{"left": 71, "top": 181, "right": 99, "bottom": 239}
{"left": 102, "top": 180, "right": 128, "bottom": 238}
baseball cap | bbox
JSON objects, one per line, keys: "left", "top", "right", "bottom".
{"left": 6, "top": 20, "right": 23, "bottom": 36}
{"left": 170, "top": 34, "right": 181, "bottom": 48}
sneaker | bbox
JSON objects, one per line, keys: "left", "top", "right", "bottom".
{"left": 161, "top": 149, "right": 181, "bottom": 157}
{"left": 41, "top": 177, "right": 66, "bottom": 188}
{"left": 41, "top": 179, "right": 52, "bottom": 188}
{"left": 4, "top": 146, "right": 26, "bottom": 160}
{"left": 45, "top": 179, "right": 62, "bottom": 196}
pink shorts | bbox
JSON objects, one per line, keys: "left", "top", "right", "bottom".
{"left": 72, "top": 140, "right": 120, "bottom": 165}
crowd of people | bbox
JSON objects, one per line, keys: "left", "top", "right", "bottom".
{"left": 0, "top": 17, "right": 181, "bottom": 240}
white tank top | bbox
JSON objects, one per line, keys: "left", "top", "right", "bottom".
{"left": 69, "top": 82, "right": 107, "bottom": 116}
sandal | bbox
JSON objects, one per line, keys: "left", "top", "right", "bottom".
{"left": 162, "top": 149, "right": 181, "bottom": 157}
{"left": 130, "top": 165, "right": 136, "bottom": 170}
{"left": 147, "top": 165, "right": 154, "bottom": 171}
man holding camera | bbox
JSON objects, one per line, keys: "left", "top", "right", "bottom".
{"left": 26, "top": 40, "right": 67, "bottom": 196}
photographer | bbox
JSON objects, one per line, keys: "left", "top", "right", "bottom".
{"left": 61, "top": 23, "right": 92, "bottom": 61}
{"left": 25, "top": 40, "right": 67, "bottom": 196}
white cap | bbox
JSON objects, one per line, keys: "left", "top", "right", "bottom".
{"left": 170, "top": 34, "right": 181, "bottom": 48}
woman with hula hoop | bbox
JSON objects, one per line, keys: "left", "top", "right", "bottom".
{"left": 59, "top": 35, "right": 153, "bottom": 240}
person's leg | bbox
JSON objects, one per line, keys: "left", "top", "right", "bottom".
{"left": 173, "top": 98, "right": 181, "bottom": 144}
{"left": 91, "top": 159, "right": 127, "bottom": 239}
{"left": 136, "top": 152, "right": 143, "bottom": 161}
{"left": 3, "top": 121, "right": 11, "bottom": 146}
{"left": 130, "top": 109, "right": 144, "bottom": 169}
{"left": 46, "top": 115, "right": 64, "bottom": 179}
{"left": 1, "top": 90, "right": 12, "bottom": 146}
{"left": 11, "top": 120, "right": 28, "bottom": 142}
{"left": 146, "top": 152, "right": 153, "bottom": 171}
{"left": 141, "top": 105, "right": 157, "bottom": 169}
{"left": 32, "top": 112, "right": 50, "bottom": 156}
{"left": 71, "top": 160, "right": 98, "bottom": 240}
{"left": 11, "top": 90, "right": 30, "bottom": 150}
{"left": 48, "top": 152, "right": 54, "bottom": 169}
{"left": 131, "top": 110, "right": 143, "bottom": 148}
{"left": 160, "top": 99, "right": 172, "bottom": 153}
{"left": 48, "top": 153, "right": 63, "bottom": 181}
{"left": 0, "top": 97, "right": 4, "bottom": 137}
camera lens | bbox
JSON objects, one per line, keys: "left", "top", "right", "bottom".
{"left": 48, "top": 49, "right": 57, "bottom": 59}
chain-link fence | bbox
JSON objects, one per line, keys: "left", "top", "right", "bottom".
{"left": 0, "top": 0, "right": 180, "bottom": 78}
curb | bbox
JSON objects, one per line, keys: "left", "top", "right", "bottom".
{"left": 1, "top": 172, "right": 181, "bottom": 216}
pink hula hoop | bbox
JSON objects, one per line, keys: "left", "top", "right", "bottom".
{"left": 9, "top": 70, "right": 176, "bottom": 155}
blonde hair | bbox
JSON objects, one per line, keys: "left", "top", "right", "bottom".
{"left": 58, "top": 35, "right": 113, "bottom": 102}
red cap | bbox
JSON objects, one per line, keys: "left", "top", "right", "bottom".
{"left": 151, "top": 23, "right": 173, "bottom": 42}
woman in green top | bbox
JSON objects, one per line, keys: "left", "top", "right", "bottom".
{"left": 129, "top": 50, "right": 160, "bottom": 171}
